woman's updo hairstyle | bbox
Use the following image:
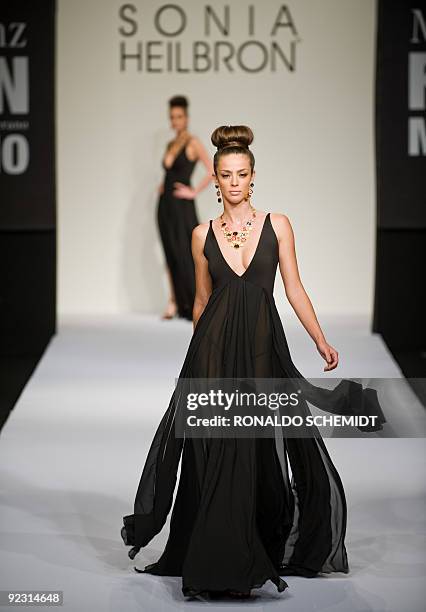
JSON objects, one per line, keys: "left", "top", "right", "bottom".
{"left": 211, "top": 125, "right": 255, "bottom": 175}
{"left": 169, "top": 95, "right": 189, "bottom": 112}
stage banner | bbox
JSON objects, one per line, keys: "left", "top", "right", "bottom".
{"left": 0, "top": 0, "right": 56, "bottom": 230}
{"left": 375, "top": 1, "right": 426, "bottom": 229}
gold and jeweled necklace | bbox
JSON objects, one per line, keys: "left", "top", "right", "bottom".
{"left": 220, "top": 205, "right": 257, "bottom": 249}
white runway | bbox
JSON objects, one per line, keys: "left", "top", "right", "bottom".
{"left": 0, "top": 314, "right": 425, "bottom": 611}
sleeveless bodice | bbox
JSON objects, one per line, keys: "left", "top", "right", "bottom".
{"left": 203, "top": 212, "right": 279, "bottom": 295}
{"left": 162, "top": 141, "right": 196, "bottom": 190}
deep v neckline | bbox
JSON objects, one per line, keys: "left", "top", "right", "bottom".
{"left": 210, "top": 212, "right": 270, "bottom": 279}
{"left": 163, "top": 136, "right": 192, "bottom": 169}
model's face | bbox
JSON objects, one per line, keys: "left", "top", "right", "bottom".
{"left": 169, "top": 106, "right": 188, "bottom": 132}
{"left": 215, "top": 153, "right": 254, "bottom": 203}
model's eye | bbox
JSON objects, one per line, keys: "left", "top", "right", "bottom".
{"left": 240, "top": 174, "right": 248, "bottom": 177}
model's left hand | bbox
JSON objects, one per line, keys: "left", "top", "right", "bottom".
{"left": 173, "top": 182, "right": 196, "bottom": 199}
{"left": 316, "top": 340, "right": 339, "bottom": 371}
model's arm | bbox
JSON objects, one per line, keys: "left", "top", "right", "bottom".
{"left": 191, "top": 223, "right": 212, "bottom": 330}
{"left": 158, "top": 140, "right": 173, "bottom": 194}
{"left": 272, "top": 213, "right": 338, "bottom": 372}
{"left": 190, "top": 138, "right": 215, "bottom": 196}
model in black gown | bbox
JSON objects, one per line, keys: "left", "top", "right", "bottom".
{"left": 157, "top": 135, "right": 199, "bottom": 321}
{"left": 122, "top": 210, "right": 386, "bottom": 598}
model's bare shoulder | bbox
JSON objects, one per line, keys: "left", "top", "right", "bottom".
{"left": 188, "top": 134, "right": 201, "bottom": 147}
{"left": 269, "top": 212, "right": 294, "bottom": 243}
{"left": 192, "top": 222, "right": 210, "bottom": 249}
{"left": 186, "top": 135, "right": 201, "bottom": 161}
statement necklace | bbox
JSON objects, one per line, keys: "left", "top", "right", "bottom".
{"left": 220, "top": 205, "right": 257, "bottom": 248}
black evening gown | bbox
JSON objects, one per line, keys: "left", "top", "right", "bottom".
{"left": 157, "top": 137, "right": 199, "bottom": 320}
{"left": 122, "top": 212, "right": 386, "bottom": 598}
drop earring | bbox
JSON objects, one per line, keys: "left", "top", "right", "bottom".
{"left": 215, "top": 183, "right": 222, "bottom": 203}
{"left": 244, "top": 181, "right": 254, "bottom": 202}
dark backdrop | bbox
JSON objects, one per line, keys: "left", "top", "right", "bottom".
{"left": 0, "top": 0, "right": 56, "bottom": 425}
{"left": 373, "top": 0, "right": 426, "bottom": 353}
{"left": 0, "top": 0, "right": 56, "bottom": 353}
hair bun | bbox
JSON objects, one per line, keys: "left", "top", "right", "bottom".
{"left": 211, "top": 125, "right": 254, "bottom": 150}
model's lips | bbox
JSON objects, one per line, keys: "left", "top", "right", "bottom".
{"left": 230, "top": 191, "right": 241, "bottom": 194}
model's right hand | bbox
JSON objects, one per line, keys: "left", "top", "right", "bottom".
{"left": 316, "top": 340, "right": 339, "bottom": 371}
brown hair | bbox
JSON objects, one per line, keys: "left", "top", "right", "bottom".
{"left": 211, "top": 125, "right": 255, "bottom": 174}
{"left": 168, "top": 95, "right": 188, "bottom": 112}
